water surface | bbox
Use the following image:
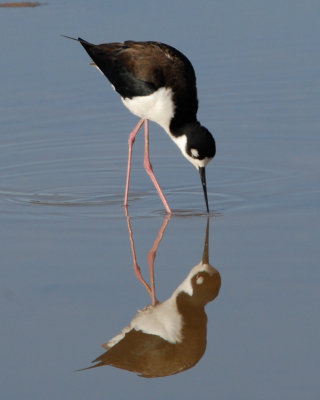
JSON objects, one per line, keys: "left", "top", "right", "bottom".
{"left": 1, "top": 1, "right": 319, "bottom": 399}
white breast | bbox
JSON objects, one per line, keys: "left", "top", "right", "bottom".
{"left": 103, "top": 263, "right": 215, "bottom": 348}
{"left": 131, "top": 298, "right": 183, "bottom": 343}
{"left": 121, "top": 87, "right": 175, "bottom": 133}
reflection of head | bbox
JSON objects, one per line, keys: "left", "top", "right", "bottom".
{"left": 175, "top": 262, "right": 221, "bottom": 308}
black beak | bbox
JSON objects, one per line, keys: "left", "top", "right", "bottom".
{"left": 202, "top": 217, "right": 210, "bottom": 264}
{"left": 199, "top": 167, "right": 209, "bottom": 213}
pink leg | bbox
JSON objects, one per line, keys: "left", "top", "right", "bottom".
{"left": 125, "top": 207, "right": 154, "bottom": 300}
{"left": 143, "top": 120, "right": 172, "bottom": 214}
{"left": 147, "top": 214, "right": 171, "bottom": 305}
{"left": 124, "top": 118, "right": 145, "bottom": 207}
{"left": 125, "top": 207, "right": 171, "bottom": 306}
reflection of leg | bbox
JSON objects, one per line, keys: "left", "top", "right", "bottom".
{"left": 124, "top": 118, "right": 145, "bottom": 207}
{"left": 125, "top": 207, "right": 171, "bottom": 305}
{"left": 147, "top": 214, "right": 171, "bottom": 305}
{"left": 143, "top": 119, "right": 172, "bottom": 214}
{"left": 125, "top": 207, "right": 153, "bottom": 298}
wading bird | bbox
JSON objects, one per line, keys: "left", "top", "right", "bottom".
{"left": 63, "top": 37, "right": 216, "bottom": 213}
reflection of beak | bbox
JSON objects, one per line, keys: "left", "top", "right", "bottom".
{"left": 202, "top": 217, "right": 210, "bottom": 264}
{"left": 199, "top": 167, "right": 209, "bottom": 213}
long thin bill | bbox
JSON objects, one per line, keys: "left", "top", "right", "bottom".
{"left": 202, "top": 217, "right": 210, "bottom": 264}
{"left": 199, "top": 167, "right": 209, "bottom": 213}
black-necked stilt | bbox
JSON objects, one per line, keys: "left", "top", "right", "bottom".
{"left": 78, "top": 218, "right": 221, "bottom": 377}
{"left": 63, "top": 36, "right": 216, "bottom": 213}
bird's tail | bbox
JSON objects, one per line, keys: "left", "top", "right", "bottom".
{"left": 61, "top": 34, "right": 79, "bottom": 41}
{"left": 75, "top": 362, "right": 103, "bottom": 372}
{"left": 75, "top": 351, "right": 108, "bottom": 372}
{"left": 61, "top": 35, "right": 92, "bottom": 46}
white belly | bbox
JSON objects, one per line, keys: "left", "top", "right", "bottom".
{"left": 131, "top": 298, "right": 183, "bottom": 343}
{"left": 121, "top": 87, "right": 175, "bottom": 133}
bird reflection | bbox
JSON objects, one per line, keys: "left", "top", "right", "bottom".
{"left": 79, "top": 213, "right": 221, "bottom": 377}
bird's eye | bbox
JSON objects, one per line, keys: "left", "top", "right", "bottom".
{"left": 195, "top": 273, "right": 204, "bottom": 285}
{"left": 190, "top": 148, "right": 199, "bottom": 158}
{"left": 196, "top": 275, "right": 204, "bottom": 285}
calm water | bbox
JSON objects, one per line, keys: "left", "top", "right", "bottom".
{"left": 1, "top": 1, "right": 319, "bottom": 399}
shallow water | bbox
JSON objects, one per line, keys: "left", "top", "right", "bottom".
{"left": 1, "top": 1, "right": 320, "bottom": 399}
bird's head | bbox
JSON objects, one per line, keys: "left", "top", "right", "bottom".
{"left": 184, "top": 124, "right": 216, "bottom": 169}
{"left": 173, "top": 123, "right": 216, "bottom": 212}
{"left": 175, "top": 262, "right": 221, "bottom": 308}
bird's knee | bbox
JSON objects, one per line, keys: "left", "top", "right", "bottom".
{"left": 128, "top": 136, "right": 135, "bottom": 146}
{"left": 144, "top": 159, "right": 153, "bottom": 172}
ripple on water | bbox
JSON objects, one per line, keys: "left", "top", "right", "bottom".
{"left": 0, "top": 159, "right": 287, "bottom": 218}
{"left": 0, "top": 127, "right": 288, "bottom": 218}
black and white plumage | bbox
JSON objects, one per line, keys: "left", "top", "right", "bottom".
{"left": 63, "top": 36, "right": 216, "bottom": 213}
{"left": 78, "top": 219, "right": 221, "bottom": 378}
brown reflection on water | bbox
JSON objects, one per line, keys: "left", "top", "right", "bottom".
{"left": 79, "top": 213, "right": 221, "bottom": 377}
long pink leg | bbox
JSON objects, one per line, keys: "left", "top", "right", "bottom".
{"left": 125, "top": 207, "right": 154, "bottom": 300}
{"left": 143, "top": 119, "right": 172, "bottom": 214}
{"left": 125, "top": 207, "right": 171, "bottom": 305}
{"left": 124, "top": 118, "right": 145, "bottom": 207}
{"left": 147, "top": 214, "right": 171, "bottom": 305}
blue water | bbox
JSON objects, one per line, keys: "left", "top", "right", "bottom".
{"left": 1, "top": 1, "right": 319, "bottom": 399}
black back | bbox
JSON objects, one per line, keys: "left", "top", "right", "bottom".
{"left": 78, "top": 38, "right": 199, "bottom": 127}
